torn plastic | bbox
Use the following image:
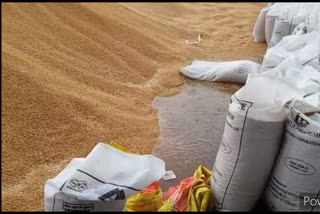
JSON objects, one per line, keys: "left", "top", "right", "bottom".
{"left": 185, "top": 33, "right": 203, "bottom": 45}
{"left": 163, "top": 171, "right": 177, "bottom": 181}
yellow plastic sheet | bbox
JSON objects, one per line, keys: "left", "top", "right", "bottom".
{"left": 113, "top": 140, "right": 213, "bottom": 212}
{"left": 159, "top": 165, "right": 213, "bottom": 212}
{"left": 109, "top": 141, "right": 133, "bottom": 154}
{"left": 125, "top": 181, "right": 163, "bottom": 212}
{"left": 189, "top": 165, "right": 212, "bottom": 211}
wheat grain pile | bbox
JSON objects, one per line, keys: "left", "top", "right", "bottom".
{"left": 2, "top": 3, "right": 267, "bottom": 211}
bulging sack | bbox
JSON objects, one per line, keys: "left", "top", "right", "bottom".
{"left": 269, "top": 18, "right": 290, "bottom": 48}
{"left": 260, "top": 31, "right": 320, "bottom": 72}
{"left": 44, "top": 142, "right": 166, "bottom": 211}
{"left": 210, "top": 58, "right": 320, "bottom": 211}
{"left": 180, "top": 60, "right": 261, "bottom": 84}
{"left": 264, "top": 3, "right": 301, "bottom": 44}
{"left": 253, "top": 3, "right": 320, "bottom": 45}
{"left": 253, "top": 3, "right": 294, "bottom": 44}
{"left": 264, "top": 93, "right": 320, "bottom": 212}
{"left": 253, "top": 7, "right": 269, "bottom": 43}
{"left": 292, "top": 9, "right": 320, "bottom": 36}
{"left": 267, "top": 5, "right": 319, "bottom": 47}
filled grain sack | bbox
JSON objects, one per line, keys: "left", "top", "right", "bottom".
{"left": 269, "top": 4, "right": 320, "bottom": 47}
{"left": 44, "top": 143, "right": 166, "bottom": 211}
{"left": 264, "top": 3, "right": 297, "bottom": 45}
{"left": 292, "top": 9, "right": 320, "bottom": 36}
{"left": 253, "top": 7, "right": 269, "bottom": 43}
{"left": 253, "top": 3, "right": 320, "bottom": 45}
{"left": 268, "top": 17, "right": 291, "bottom": 48}
{"left": 267, "top": 4, "right": 318, "bottom": 47}
{"left": 252, "top": 3, "right": 285, "bottom": 43}
{"left": 180, "top": 60, "right": 261, "bottom": 84}
{"left": 268, "top": 57, "right": 320, "bottom": 95}
{"left": 210, "top": 57, "right": 320, "bottom": 211}
{"left": 264, "top": 93, "right": 320, "bottom": 212}
{"left": 260, "top": 31, "right": 320, "bottom": 72}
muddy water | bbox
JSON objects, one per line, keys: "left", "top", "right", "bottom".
{"left": 152, "top": 84, "right": 232, "bottom": 190}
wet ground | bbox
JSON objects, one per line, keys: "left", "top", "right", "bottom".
{"left": 152, "top": 84, "right": 231, "bottom": 190}
{"left": 152, "top": 83, "right": 270, "bottom": 211}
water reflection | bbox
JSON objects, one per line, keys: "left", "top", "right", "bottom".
{"left": 152, "top": 84, "right": 231, "bottom": 190}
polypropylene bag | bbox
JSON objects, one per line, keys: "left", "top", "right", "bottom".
{"left": 260, "top": 57, "right": 320, "bottom": 96}
{"left": 253, "top": 7, "right": 269, "bottom": 43}
{"left": 267, "top": 4, "right": 315, "bottom": 47}
{"left": 189, "top": 166, "right": 214, "bottom": 212}
{"left": 210, "top": 58, "right": 320, "bottom": 211}
{"left": 269, "top": 18, "right": 291, "bottom": 48}
{"left": 253, "top": 3, "right": 289, "bottom": 43}
{"left": 159, "top": 165, "right": 213, "bottom": 212}
{"left": 253, "top": 3, "right": 320, "bottom": 44}
{"left": 260, "top": 31, "right": 320, "bottom": 72}
{"left": 44, "top": 142, "right": 166, "bottom": 211}
{"left": 264, "top": 3, "right": 292, "bottom": 44}
{"left": 180, "top": 60, "right": 261, "bottom": 84}
{"left": 125, "top": 181, "right": 163, "bottom": 212}
{"left": 264, "top": 93, "right": 320, "bottom": 212}
{"left": 292, "top": 9, "right": 320, "bottom": 36}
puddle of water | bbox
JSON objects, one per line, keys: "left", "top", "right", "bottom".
{"left": 152, "top": 84, "right": 231, "bottom": 190}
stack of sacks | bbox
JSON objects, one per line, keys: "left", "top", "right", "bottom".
{"left": 180, "top": 4, "right": 319, "bottom": 85}
{"left": 253, "top": 3, "right": 320, "bottom": 47}
{"left": 210, "top": 56, "right": 320, "bottom": 211}
{"left": 260, "top": 31, "right": 320, "bottom": 72}
{"left": 264, "top": 92, "right": 320, "bottom": 211}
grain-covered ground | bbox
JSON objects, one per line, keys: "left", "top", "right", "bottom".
{"left": 2, "top": 3, "right": 267, "bottom": 211}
